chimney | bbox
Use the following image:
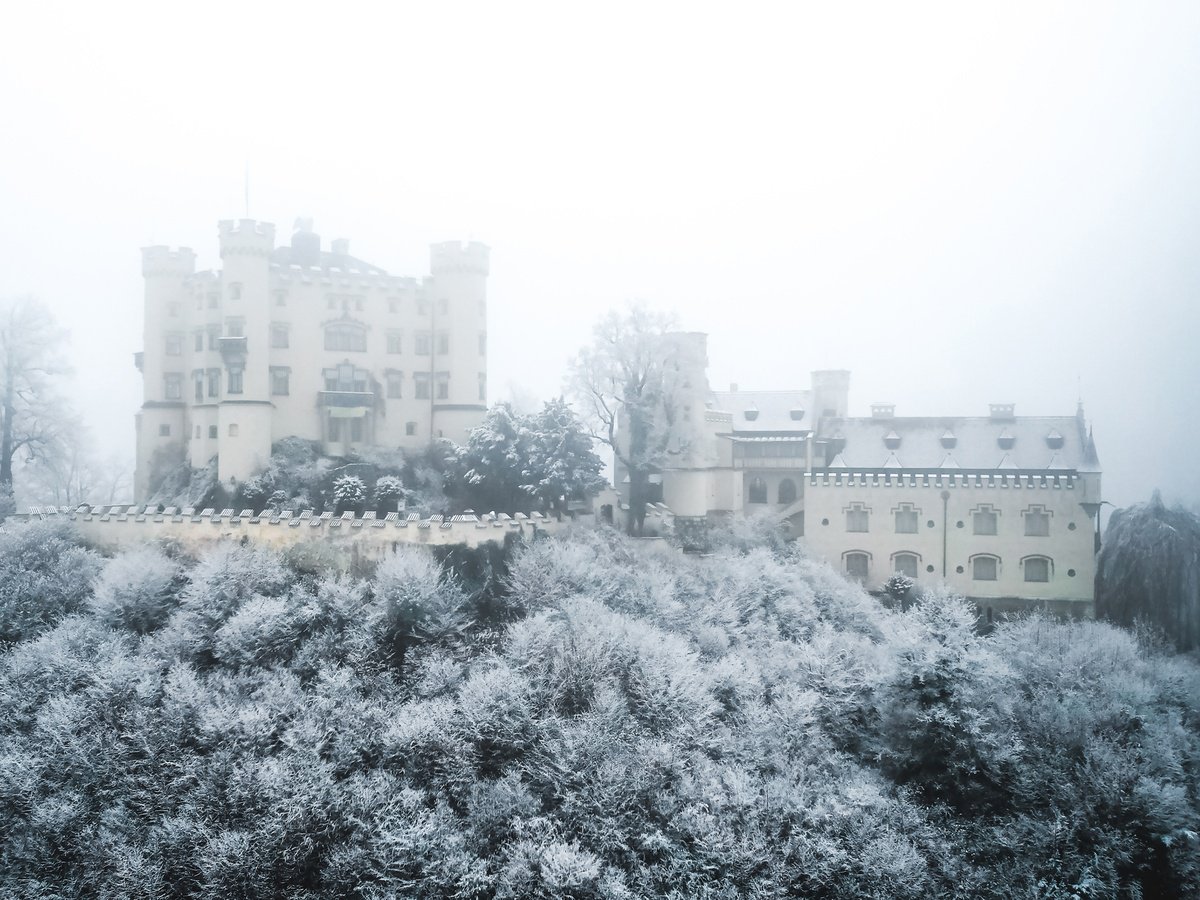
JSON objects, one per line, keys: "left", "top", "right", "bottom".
{"left": 871, "top": 403, "right": 895, "bottom": 418}
{"left": 989, "top": 403, "right": 1015, "bottom": 420}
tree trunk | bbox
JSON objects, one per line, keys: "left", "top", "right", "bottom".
{"left": 627, "top": 468, "right": 648, "bottom": 536}
{"left": 0, "top": 362, "right": 14, "bottom": 491}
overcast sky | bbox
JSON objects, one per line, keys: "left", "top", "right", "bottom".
{"left": 3, "top": 1, "right": 1198, "bottom": 508}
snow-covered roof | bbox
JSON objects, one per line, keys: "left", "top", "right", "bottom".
{"left": 816, "top": 414, "right": 1099, "bottom": 472}
{"left": 708, "top": 389, "right": 813, "bottom": 434}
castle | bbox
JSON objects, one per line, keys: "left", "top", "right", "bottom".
{"left": 618, "top": 334, "right": 1102, "bottom": 617}
{"left": 135, "top": 220, "right": 489, "bottom": 500}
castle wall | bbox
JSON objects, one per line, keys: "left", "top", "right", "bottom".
{"left": 803, "top": 471, "right": 1096, "bottom": 615}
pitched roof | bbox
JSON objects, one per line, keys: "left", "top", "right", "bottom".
{"left": 817, "top": 415, "right": 1095, "bottom": 472}
{"left": 708, "top": 390, "right": 813, "bottom": 434}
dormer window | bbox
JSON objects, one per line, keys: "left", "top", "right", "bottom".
{"left": 744, "top": 407, "right": 759, "bottom": 421}
{"left": 941, "top": 429, "right": 957, "bottom": 449}
{"left": 884, "top": 430, "right": 901, "bottom": 449}
{"left": 997, "top": 427, "right": 1016, "bottom": 450}
{"left": 1045, "top": 429, "right": 1065, "bottom": 449}
{"left": 789, "top": 407, "right": 805, "bottom": 421}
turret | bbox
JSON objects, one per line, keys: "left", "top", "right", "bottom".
{"left": 428, "top": 241, "right": 489, "bottom": 442}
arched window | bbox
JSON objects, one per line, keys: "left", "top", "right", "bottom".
{"left": 778, "top": 479, "right": 797, "bottom": 505}
{"left": 324, "top": 322, "right": 367, "bottom": 352}
{"left": 748, "top": 477, "right": 768, "bottom": 504}
{"left": 1022, "top": 556, "right": 1051, "bottom": 583}
{"left": 845, "top": 552, "right": 870, "bottom": 581}
{"left": 971, "top": 554, "right": 1000, "bottom": 581}
{"left": 893, "top": 552, "right": 919, "bottom": 578}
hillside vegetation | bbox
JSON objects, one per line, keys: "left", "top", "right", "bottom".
{"left": 0, "top": 521, "right": 1198, "bottom": 898}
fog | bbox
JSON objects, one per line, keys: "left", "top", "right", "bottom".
{"left": 3, "top": 1, "right": 1198, "bottom": 508}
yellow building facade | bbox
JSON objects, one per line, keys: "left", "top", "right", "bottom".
{"left": 135, "top": 220, "right": 488, "bottom": 500}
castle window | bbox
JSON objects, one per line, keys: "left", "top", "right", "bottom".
{"left": 895, "top": 504, "right": 919, "bottom": 534}
{"left": 270, "top": 324, "right": 289, "bottom": 349}
{"left": 436, "top": 332, "right": 449, "bottom": 355}
{"left": 207, "top": 369, "right": 220, "bottom": 398}
{"left": 354, "top": 298, "right": 364, "bottom": 312}
{"left": 163, "top": 373, "right": 182, "bottom": 401}
{"left": 194, "top": 425, "right": 200, "bottom": 438}
{"left": 479, "top": 332, "right": 487, "bottom": 355}
{"left": 228, "top": 423, "right": 239, "bottom": 437}
{"left": 227, "top": 367, "right": 243, "bottom": 395}
{"left": 324, "top": 322, "right": 367, "bottom": 352}
{"left": 208, "top": 425, "right": 217, "bottom": 439}
{"left": 194, "top": 331, "right": 204, "bottom": 352}
{"left": 387, "top": 332, "right": 403, "bottom": 354}
{"left": 158, "top": 424, "right": 171, "bottom": 437}
{"left": 406, "top": 421, "right": 417, "bottom": 436}
{"left": 193, "top": 371, "right": 204, "bottom": 403}
{"left": 167, "top": 302, "right": 180, "bottom": 318}
{"left": 274, "top": 290, "right": 287, "bottom": 307}
{"left": 893, "top": 552, "right": 919, "bottom": 578}
{"left": 415, "top": 332, "right": 431, "bottom": 355}
{"left": 1024, "top": 506, "right": 1050, "bottom": 537}
{"left": 225, "top": 318, "right": 244, "bottom": 338}
{"left": 228, "top": 283, "right": 241, "bottom": 301}
{"left": 747, "top": 477, "right": 768, "bottom": 504}
{"left": 208, "top": 325, "right": 221, "bottom": 350}
{"left": 972, "top": 555, "right": 999, "bottom": 581}
{"left": 165, "top": 334, "right": 182, "bottom": 356}
{"left": 438, "top": 298, "right": 448, "bottom": 315}
{"left": 778, "top": 478, "right": 797, "bottom": 505}
{"left": 846, "top": 503, "right": 869, "bottom": 533}
{"left": 436, "top": 372, "right": 450, "bottom": 400}
{"left": 323, "top": 363, "right": 368, "bottom": 393}
{"left": 478, "top": 372, "right": 487, "bottom": 402}
{"left": 845, "top": 552, "right": 869, "bottom": 581}
{"left": 270, "top": 368, "right": 289, "bottom": 396}
{"left": 973, "top": 505, "right": 998, "bottom": 536}
{"left": 387, "top": 371, "right": 403, "bottom": 399}
{"left": 208, "top": 292, "right": 219, "bottom": 309}
{"left": 388, "top": 299, "right": 399, "bottom": 314}
{"left": 414, "top": 373, "right": 431, "bottom": 400}
{"left": 1023, "top": 556, "right": 1051, "bottom": 583}
{"left": 418, "top": 299, "right": 430, "bottom": 316}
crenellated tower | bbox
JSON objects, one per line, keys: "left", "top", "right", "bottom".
{"left": 428, "top": 241, "right": 489, "bottom": 443}
{"left": 215, "top": 219, "right": 275, "bottom": 486}
{"left": 134, "top": 245, "right": 196, "bottom": 501}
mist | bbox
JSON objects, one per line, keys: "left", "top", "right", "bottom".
{"left": 3, "top": 1, "right": 1198, "bottom": 508}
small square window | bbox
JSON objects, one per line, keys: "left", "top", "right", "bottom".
{"left": 158, "top": 424, "right": 171, "bottom": 437}
{"left": 228, "top": 424, "right": 239, "bottom": 437}
{"left": 406, "top": 421, "right": 417, "bottom": 436}
{"left": 209, "top": 425, "right": 218, "bottom": 439}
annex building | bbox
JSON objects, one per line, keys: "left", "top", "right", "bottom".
{"left": 630, "top": 333, "right": 1102, "bottom": 616}
{"left": 135, "top": 219, "right": 489, "bottom": 500}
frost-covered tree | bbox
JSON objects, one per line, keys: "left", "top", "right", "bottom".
{"left": 332, "top": 473, "right": 367, "bottom": 513}
{"left": 1097, "top": 491, "right": 1200, "bottom": 651}
{"left": 448, "top": 402, "right": 529, "bottom": 511}
{"left": 569, "top": 305, "right": 698, "bottom": 534}
{"left": 522, "top": 397, "right": 606, "bottom": 519}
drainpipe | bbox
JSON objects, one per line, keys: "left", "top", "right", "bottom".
{"left": 941, "top": 489, "right": 950, "bottom": 578}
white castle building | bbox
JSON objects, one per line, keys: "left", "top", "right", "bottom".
{"left": 135, "top": 219, "right": 488, "bottom": 500}
{"left": 621, "top": 333, "right": 1102, "bottom": 617}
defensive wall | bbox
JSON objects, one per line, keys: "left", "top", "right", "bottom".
{"left": 18, "top": 504, "right": 676, "bottom": 570}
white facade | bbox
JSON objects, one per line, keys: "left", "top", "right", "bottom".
{"left": 135, "top": 220, "right": 489, "bottom": 500}
{"left": 634, "top": 334, "right": 1102, "bottom": 615}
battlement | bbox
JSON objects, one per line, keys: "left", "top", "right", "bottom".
{"left": 19, "top": 504, "right": 675, "bottom": 570}
{"left": 218, "top": 219, "right": 276, "bottom": 258}
{"left": 430, "top": 241, "right": 490, "bottom": 277}
{"left": 141, "top": 246, "right": 197, "bottom": 276}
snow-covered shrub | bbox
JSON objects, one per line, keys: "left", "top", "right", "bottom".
{"left": 0, "top": 520, "right": 100, "bottom": 644}
{"left": 332, "top": 474, "right": 367, "bottom": 513}
{"left": 373, "top": 475, "right": 405, "bottom": 512}
{"left": 89, "top": 546, "right": 180, "bottom": 634}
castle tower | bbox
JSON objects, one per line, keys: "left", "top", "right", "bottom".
{"left": 134, "top": 245, "right": 196, "bottom": 501}
{"left": 428, "top": 241, "right": 489, "bottom": 443}
{"left": 215, "top": 219, "right": 275, "bottom": 486}
{"left": 811, "top": 369, "right": 851, "bottom": 421}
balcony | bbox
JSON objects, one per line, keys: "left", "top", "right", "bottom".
{"left": 319, "top": 390, "right": 375, "bottom": 409}
{"left": 218, "top": 335, "right": 247, "bottom": 364}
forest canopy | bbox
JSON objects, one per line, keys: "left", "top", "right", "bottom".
{"left": 0, "top": 520, "right": 1198, "bottom": 898}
